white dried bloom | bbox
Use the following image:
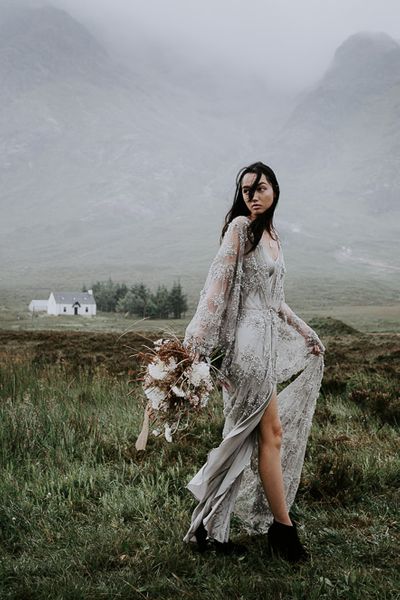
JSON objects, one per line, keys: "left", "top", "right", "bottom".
{"left": 147, "top": 358, "right": 169, "bottom": 380}
{"left": 200, "top": 393, "right": 209, "bottom": 408}
{"left": 164, "top": 423, "right": 173, "bottom": 443}
{"left": 165, "top": 357, "right": 178, "bottom": 372}
{"left": 144, "top": 386, "right": 166, "bottom": 409}
{"left": 188, "top": 361, "right": 211, "bottom": 386}
{"left": 171, "top": 385, "right": 186, "bottom": 398}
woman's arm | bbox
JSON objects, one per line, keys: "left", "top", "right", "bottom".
{"left": 278, "top": 299, "right": 325, "bottom": 354}
{"left": 183, "top": 216, "right": 249, "bottom": 359}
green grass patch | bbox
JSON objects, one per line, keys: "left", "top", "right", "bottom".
{"left": 0, "top": 337, "right": 399, "bottom": 599}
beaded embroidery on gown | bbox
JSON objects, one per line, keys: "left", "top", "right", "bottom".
{"left": 182, "top": 215, "right": 325, "bottom": 544}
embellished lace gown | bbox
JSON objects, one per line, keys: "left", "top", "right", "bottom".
{"left": 182, "top": 215, "right": 325, "bottom": 544}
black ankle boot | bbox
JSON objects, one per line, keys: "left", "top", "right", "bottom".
{"left": 267, "top": 518, "right": 309, "bottom": 564}
{"left": 194, "top": 522, "right": 211, "bottom": 553}
{"left": 214, "top": 539, "right": 248, "bottom": 556}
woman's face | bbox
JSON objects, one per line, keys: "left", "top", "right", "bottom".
{"left": 241, "top": 173, "right": 274, "bottom": 221}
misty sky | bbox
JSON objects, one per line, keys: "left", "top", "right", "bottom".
{"left": 47, "top": 0, "right": 400, "bottom": 90}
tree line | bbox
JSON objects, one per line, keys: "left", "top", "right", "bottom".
{"left": 83, "top": 278, "right": 188, "bottom": 319}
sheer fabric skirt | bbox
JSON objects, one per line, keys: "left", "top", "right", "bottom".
{"left": 183, "top": 307, "right": 324, "bottom": 544}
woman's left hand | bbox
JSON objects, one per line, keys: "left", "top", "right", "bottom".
{"left": 305, "top": 332, "right": 325, "bottom": 355}
{"left": 310, "top": 343, "right": 324, "bottom": 355}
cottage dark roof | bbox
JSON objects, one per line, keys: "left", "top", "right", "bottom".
{"left": 51, "top": 292, "right": 96, "bottom": 305}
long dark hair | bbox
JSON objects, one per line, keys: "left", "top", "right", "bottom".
{"left": 220, "top": 161, "right": 280, "bottom": 255}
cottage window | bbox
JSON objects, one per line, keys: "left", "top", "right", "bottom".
{"left": 85, "top": 307, "right": 89, "bottom": 313}
{"left": 63, "top": 307, "right": 67, "bottom": 312}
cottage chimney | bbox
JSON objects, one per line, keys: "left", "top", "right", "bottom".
{"left": 88, "top": 289, "right": 93, "bottom": 295}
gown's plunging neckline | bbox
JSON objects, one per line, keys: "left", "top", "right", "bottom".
{"left": 260, "top": 237, "right": 281, "bottom": 263}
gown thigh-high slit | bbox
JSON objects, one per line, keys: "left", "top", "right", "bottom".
{"left": 182, "top": 216, "right": 325, "bottom": 544}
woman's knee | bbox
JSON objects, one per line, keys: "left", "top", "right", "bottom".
{"left": 259, "top": 395, "right": 282, "bottom": 447}
{"left": 260, "top": 422, "right": 282, "bottom": 449}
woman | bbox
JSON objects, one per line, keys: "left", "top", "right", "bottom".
{"left": 182, "top": 161, "right": 325, "bottom": 563}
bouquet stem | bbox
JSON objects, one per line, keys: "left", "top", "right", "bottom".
{"left": 135, "top": 401, "right": 152, "bottom": 451}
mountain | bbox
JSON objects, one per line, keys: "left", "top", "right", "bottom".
{"left": 0, "top": 5, "right": 291, "bottom": 293}
{"left": 273, "top": 32, "right": 400, "bottom": 243}
{"left": 0, "top": 6, "right": 398, "bottom": 308}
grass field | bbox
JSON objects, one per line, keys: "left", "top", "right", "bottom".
{"left": 0, "top": 322, "right": 399, "bottom": 599}
{"left": 1, "top": 284, "right": 400, "bottom": 335}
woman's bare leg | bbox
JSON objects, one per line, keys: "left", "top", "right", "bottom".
{"left": 258, "top": 388, "right": 292, "bottom": 525}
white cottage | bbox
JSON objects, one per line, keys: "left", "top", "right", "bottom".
{"left": 47, "top": 290, "right": 96, "bottom": 317}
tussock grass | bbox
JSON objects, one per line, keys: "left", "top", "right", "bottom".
{"left": 347, "top": 372, "right": 399, "bottom": 425}
{"left": 0, "top": 336, "right": 399, "bottom": 599}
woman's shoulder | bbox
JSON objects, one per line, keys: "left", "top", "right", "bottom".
{"left": 229, "top": 215, "right": 251, "bottom": 229}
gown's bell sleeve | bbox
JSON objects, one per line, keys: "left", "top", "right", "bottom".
{"left": 183, "top": 216, "right": 249, "bottom": 359}
{"left": 277, "top": 293, "right": 325, "bottom": 354}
